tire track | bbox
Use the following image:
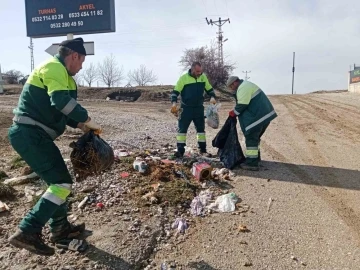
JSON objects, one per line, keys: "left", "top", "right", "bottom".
{"left": 264, "top": 96, "right": 360, "bottom": 244}
{"left": 310, "top": 95, "right": 360, "bottom": 112}
{"left": 285, "top": 96, "right": 360, "bottom": 140}
{"left": 307, "top": 95, "right": 360, "bottom": 116}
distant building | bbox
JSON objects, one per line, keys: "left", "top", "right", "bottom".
{"left": 349, "top": 65, "right": 360, "bottom": 93}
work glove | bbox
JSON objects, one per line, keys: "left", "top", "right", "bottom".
{"left": 210, "top": 97, "right": 216, "bottom": 104}
{"left": 229, "top": 110, "right": 237, "bottom": 118}
{"left": 171, "top": 102, "right": 179, "bottom": 116}
{"left": 83, "top": 118, "right": 102, "bottom": 134}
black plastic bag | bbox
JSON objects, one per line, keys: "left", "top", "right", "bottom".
{"left": 212, "top": 117, "right": 245, "bottom": 169}
{"left": 70, "top": 131, "right": 114, "bottom": 180}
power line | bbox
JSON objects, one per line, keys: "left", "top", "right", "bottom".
{"left": 202, "top": 0, "right": 209, "bottom": 14}
{"left": 243, "top": 70, "right": 251, "bottom": 81}
{"left": 205, "top": 17, "right": 230, "bottom": 66}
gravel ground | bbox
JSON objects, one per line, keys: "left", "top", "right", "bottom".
{"left": 1, "top": 92, "right": 360, "bottom": 269}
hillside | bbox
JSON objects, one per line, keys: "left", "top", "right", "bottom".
{"left": 2, "top": 84, "right": 234, "bottom": 102}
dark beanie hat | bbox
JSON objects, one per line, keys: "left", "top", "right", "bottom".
{"left": 59, "top": 37, "right": 86, "bottom": 56}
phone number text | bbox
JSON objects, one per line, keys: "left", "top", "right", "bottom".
{"left": 32, "top": 14, "right": 64, "bottom": 22}
{"left": 69, "top": 10, "right": 103, "bottom": 18}
{"left": 50, "top": 21, "right": 84, "bottom": 29}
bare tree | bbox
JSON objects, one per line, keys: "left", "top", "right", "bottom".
{"left": 5, "top": 69, "right": 24, "bottom": 84}
{"left": 82, "top": 63, "right": 97, "bottom": 87}
{"left": 128, "top": 65, "right": 157, "bottom": 86}
{"left": 97, "top": 54, "right": 124, "bottom": 87}
{"left": 179, "top": 43, "right": 236, "bottom": 89}
{"left": 73, "top": 73, "right": 83, "bottom": 86}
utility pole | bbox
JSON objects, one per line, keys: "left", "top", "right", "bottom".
{"left": 206, "top": 17, "right": 230, "bottom": 66}
{"left": 242, "top": 70, "right": 251, "bottom": 81}
{"left": 291, "top": 52, "right": 295, "bottom": 95}
{"left": 0, "top": 64, "right": 3, "bottom": 94}
{"left": 28, "top": 38, "right": 34, "bottom": 72}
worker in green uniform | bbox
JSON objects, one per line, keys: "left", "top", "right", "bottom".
{"left": 171, "top": 62, "right": 216, "bottom": 157}
{"left": 227, "top": 76, "right": 277, "bottom": 171}
{"left": 8, "top": 38, "right": 102, "bottom": 256}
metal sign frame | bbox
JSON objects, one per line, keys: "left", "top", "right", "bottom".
{"left": 25, "top": 0, "right": 115, "bottom": 38}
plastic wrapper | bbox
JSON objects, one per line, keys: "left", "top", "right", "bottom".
{"left": 207, "top": 192, "right": 239, "bottom": 213}
{"left": 205, "top": 103, "right": 221, "bottom": 129}
{"left": 212, "top": 117, "right": 245, "bottom": 169}
{"left": 70, "top": 131, "right": 114, "bottom": 180}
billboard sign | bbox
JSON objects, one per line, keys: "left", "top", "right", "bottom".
{"left": 350, "top": 69, "right": 360, "bottom": 84}
{"left": 25, "top": 0, "right": 116, "bottom": 38}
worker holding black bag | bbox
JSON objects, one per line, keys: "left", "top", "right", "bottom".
{"left": 226, "top": 76, "right": 277, "bottom": 171}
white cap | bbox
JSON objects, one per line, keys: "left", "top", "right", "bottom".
{"left": 226, "top": 76, "right": 239, "bottom": 87}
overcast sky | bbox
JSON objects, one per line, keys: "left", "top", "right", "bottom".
{"left": 1, "top": 0, "right": 359, "bottom": 94}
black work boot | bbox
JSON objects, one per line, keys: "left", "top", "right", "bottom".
{"left": 8, "top": 229, "right": 55, "bottom": 256}
{"left": 49, "top": 222, "right": 85, "bottom": 243}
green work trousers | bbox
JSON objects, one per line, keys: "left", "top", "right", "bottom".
{"left": 8, "top": 124, "right": 72, "bottom": 234}
{"left": 243, "top": 123, "right": 269, "bottom": 166}
{"left": 176, "top": 106, "right": 206, "bottom": 155}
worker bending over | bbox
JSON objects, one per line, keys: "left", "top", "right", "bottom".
{"left": 8, "top": 38, "right": 101, "bottom": 255}
{"left": 227, "top": 76, "right": 277, "bottom": 171}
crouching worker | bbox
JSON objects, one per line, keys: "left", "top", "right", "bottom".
{"left": 8, "top": 38, "right": 102, "bottom": 256}
{"left": 227, "top": 76, "right": 277, "bottom": 171}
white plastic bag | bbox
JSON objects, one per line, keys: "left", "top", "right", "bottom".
{"left": 207, "top": 192, "right": 239, "bottom": 213}
{"left": 205, "top": 103, "right": 221, "bottom": 129}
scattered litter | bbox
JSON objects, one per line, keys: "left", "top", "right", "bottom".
{"left": 267, "top": 197, "right": 273, "bottom": 212}
{"left": 70, "top": 131, "right": 115, "bottom": 180}
{"left": 96, "top": 202, "right": 104, "bottom": 209}
{"left": 4, "top": 172, "right": 38, "bottom": 186}
{"left": 205, "top": 103, "right": 221, "bottom": 129}
{"left": 133, "top": 157, "right": 148, "bottom": 173}
{"left": 192, "top": 162, "right": 212, "bottom": 181}
{"left": 142, "top": 191, "right": 156, "bottom": 200}
{"left": 68, "top": 214, "right": 78, "bottom": 222}
{"left": 78, "top": 196, "right": 88, "bottom": 209}
{"left": 161, "top": 159, "right": 175, "bottom": 164}
{"left": 238, "top": 225, "right": 250, "bottom": 233}
{"left": 171, "top": 217, "right": 189, "bottom": 234}
{"left": 151, "top": 183, "right": 161, "bottom": 191}
{"left": 0, "top": 201, "right": 10, "bottom": 212}
{"left": 207, "top": 192, "right": 239, "bottom": 213}
{"left": 150, "top": 196, "right": 158, "bottom": 204}
{"left": 120, "top": 172, "right": 130, "bottom": 178}
{"left": 211, "top": 168, "right": 232, "bottom": 181}
{"left": 190, "top": 189, "right": 213, "bottom": 216}
{"left": 114, "top": 149, "right": 130, "bottom": 159}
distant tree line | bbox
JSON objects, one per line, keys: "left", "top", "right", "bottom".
{"left": 4, "top": 42, "right": 234, "bottom": 89}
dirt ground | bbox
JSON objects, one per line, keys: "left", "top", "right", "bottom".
{"left": 1, "top": 91, "right": 360, "bottom": 270}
